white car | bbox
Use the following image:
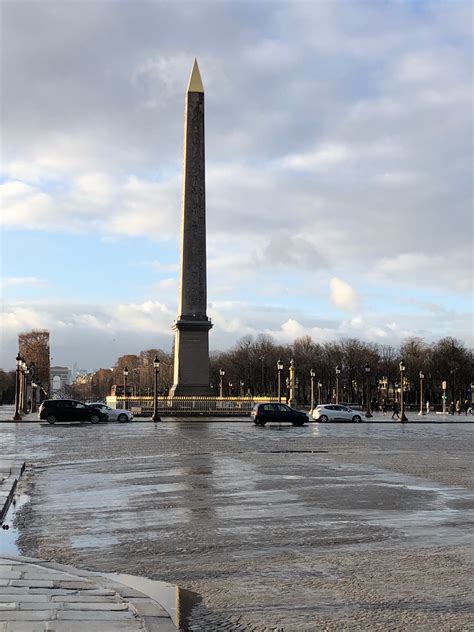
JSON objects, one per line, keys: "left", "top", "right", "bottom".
{"left": 310, "top": 404, "right": 362, "bottom": 423}
{"left": 88, "top": 402, "right": 134, "bottom": 423}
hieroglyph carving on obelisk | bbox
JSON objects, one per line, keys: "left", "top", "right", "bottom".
{"left": 169, "top": 59, "right": 213, "bottom": 396}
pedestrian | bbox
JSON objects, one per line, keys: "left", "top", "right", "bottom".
{"left": 463, "top": 399, "right": 469, "bottom": 415}
{"left": 449, "top": 401, "right": 455, "bottom": 415}
{"left": 455, "top": 400, "right": 461, "bottom": 416}
{"left": 382, "top": 400, "right": 387, "bottom": 416}
{"left": 392, "top": 402, "right": 400, "bottom": 420}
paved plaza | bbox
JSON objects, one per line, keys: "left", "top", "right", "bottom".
{"left": 0, "top": 417, "right": 473, "bottom": 631}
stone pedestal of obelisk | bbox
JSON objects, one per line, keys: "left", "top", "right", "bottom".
{"left": 169, "top": 59, "right": 213, "bottom": 397}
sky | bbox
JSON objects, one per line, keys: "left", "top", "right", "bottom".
{"left": 1, "top": 0, "right": 472, "bottom": 372}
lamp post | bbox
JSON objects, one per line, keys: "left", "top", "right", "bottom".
{"left": 317, "top": 381, "right": 322, "bottom": 406}
{"left": 31, "top": 382, "right": 37, "bottom": 413}
{"left": 310, "top": 368, "right": 315, "bottom": 411}
{"left": 335, "top": 365, "right": 341, "bottom": 404}
{"left": 228, "top": 382, "right": 233, "bottom": 396}
{"left": 365, "top": 363, "right": 372, "bottom": 418}
{"left": 13, "top": 353, "right": 22, "bottom": 421}
{"left": 24, "top": 368, "right": 30, "bottom": 413}
{"left": 219, "top": 368, "right": 225, "bottom": 398}
{"left": 123, "top": 366, "right": 129, "bottom": 410}
{"left": 277, "top": 359, "right": 283, "bottom": 402}
{"left": 399, "top": 360, "right": 408, "bottom": 422}
{"left": 20, "top": 361, "right": 28, "bottom": 414}
{"left": 19, "top": 359, "right": 25, "bottom": 413}
{"left": 152, "top": 355, "right": 161, "bottom": 422}
{"left": 419, "top": 370, "right": 425, "bottom": 416}
{"left": 240, "top": 380, "right": 244, "bottom": 397}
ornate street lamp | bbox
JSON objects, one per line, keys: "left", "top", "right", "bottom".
{"left": 123, "top": 366, "right": 129, "bottom": 410}
{"left": 13, "top": 353, "right": 22, "bottom": 421}
{"left": 419, "top": 370, "right": 425, "bottom": 416}
{"left": 277, "top": 359, "right": 283, "bottom": 402}
{"left": 152, "top": 356, "right": 161, "bottom": 422}
{"left": 365, "top": 363, "right": 373, "bottom": 418}
{"left": 399, "top": 360, "right": 408, "bottom": 422}
{"left": 310, "top": 368, "right": 315, "bottom": 411}
{"left": 335, "top": 365, "right": 341, "bottom": 404}
{"left": 31, "top": 382, "right": 37, "bottom": 413}
{"left": 219, "top": 368, "right": 225, "bottom": 398}
{"left": 19, "top": 359, "right": 26, "bottom": 414}
{"left": 24, "top": 367, "right": 30, "bottom": 413}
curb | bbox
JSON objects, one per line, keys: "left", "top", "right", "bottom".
{"left": 0, "top": 461, "right": 25, "bottom": 523}
{"left": 0, "top": 555, "right": 178, "bottom": 631}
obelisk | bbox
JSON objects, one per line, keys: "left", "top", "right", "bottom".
{"left": 169, "top": 59, "right": 213, "bottom": 397}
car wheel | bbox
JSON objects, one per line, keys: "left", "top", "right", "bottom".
{"left": 352, "top": 415, "right": 362, "bottom": 423}
{"left": 118, "top": 413, "right": 128, "bottom": 423}
{"left": 47, "top": 414, "right": 56, "bottom": 425}
{"left": 292, "top": 420, "right": 304, "bottom": 426}
{"left": 319, "top": 414, "right": 329, "bottom": 422}
{"left": 90, "top": 414, "right": 100, "bottom": 424}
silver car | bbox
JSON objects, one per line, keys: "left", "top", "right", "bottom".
{"left": 88, "top": 402, "right": 134, "bottom": 423}
{"left": 310, "top": 404, "right": 362, "bottom": 423}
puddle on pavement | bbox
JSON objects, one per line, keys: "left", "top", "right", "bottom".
{"left": 0, "top": 493, "right": 30, "bottom": 555}
{"left": 105, "top": 572, "right": 201, "bottom": 631}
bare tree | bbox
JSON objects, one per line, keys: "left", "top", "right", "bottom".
{"left": 18, "top": 330, "right": 50, "bottom": 394}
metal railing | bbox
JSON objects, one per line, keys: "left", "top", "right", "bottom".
{"left": 106, "top": 395, "right": 279, "bottom": 417}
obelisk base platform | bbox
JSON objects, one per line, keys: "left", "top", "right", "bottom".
{"left": 169, "top": 318, "right": 213, "bottom": 397}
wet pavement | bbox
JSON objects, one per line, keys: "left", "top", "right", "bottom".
{"left": 0, "top": 420, "right": 473, "bottom": 631}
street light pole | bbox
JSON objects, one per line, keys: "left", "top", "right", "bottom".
{"left": 419, "top": 370, "right": 425, "bottom": 416}
{"left": 399, "top": 360, "right": 408, "bottom": 422}
{"left": 240, "top": 380, "right": 244, "bottom": 397}
{"left": 123, "top": 366, "right": 128, "bottom": 410}
{"left": 219, "top": 368, "right": 225, "bottom": 398}
{"left": 365, "top": 363, "right": 372, "bottom": 418}
{"left": 277, "top": 359, "right": 283, "bottom": 403}
{"left": 318, "top": 381, "right": 322, "bottom": 406}
{"left": 20, "top": 361, "right": 28, "bottom": 414}
{"left": 13, "top": 353, "right": 22, "bottom": 421}
{"left": 310, "top": 368, "right": 315, "bottom": 411}
{"left": 152, "top": 355, "right": 161, "bottom": 422}
{"left": 335, "top": 365, "right": 341, "bottom": 404}
{"left": 24, "top": 368, "right": 30, "bottom": 413}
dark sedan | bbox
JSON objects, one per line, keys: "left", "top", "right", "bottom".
{"left": 251, "top": 402, "right": 308, "bottom": 426}
{"left": 38, "top": 399, "right": 108, "bottom": 425}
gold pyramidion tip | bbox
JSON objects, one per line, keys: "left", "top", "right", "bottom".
{"left": 187, "top": 58, "right": 204, "bottom": 93}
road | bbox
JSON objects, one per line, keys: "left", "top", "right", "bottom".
{"left": 1, "top": 420, "right": 473, "bottom": 631}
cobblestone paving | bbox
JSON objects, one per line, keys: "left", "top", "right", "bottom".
{"left": 1, "top": 421, "right": 473, "bottom": 631}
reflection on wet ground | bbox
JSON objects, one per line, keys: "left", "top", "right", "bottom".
{"left": 1, "top": 421, "right": 473, "bottom": 630}
{"left": 0, "top": 493, "right": 30, "bottom": 555}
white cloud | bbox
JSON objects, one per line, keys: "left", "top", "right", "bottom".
{"left": 284, "top": 143, "right": 353, "bottom": 170}
{"left": 329, "top": 278, "right": 360, "bottom": 311}
{"left": 0, "top": 276, "right": 46, "bottom": 289}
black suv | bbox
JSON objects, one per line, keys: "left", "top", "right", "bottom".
{"left": 251, "top": 403, "right": 308, "bottom": 426}
{"left": 38, "top": 400, "right": 108, "bottom": 425}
